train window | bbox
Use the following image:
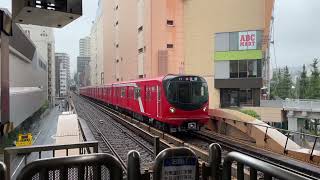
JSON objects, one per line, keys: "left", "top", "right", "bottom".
{"left": 134, "top": 87, "right": 141, "bottom": 100}
{"left": 121, "top": 87, "right": 126, "bottom": 98}
{"left": 146, "top": 87, "right": 151, "bottom": 101}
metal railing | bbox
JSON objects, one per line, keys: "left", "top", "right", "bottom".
{"left": 1, "top": 143, "right": 316, "bottom": 180}
{"left": 16, "top": 153, "right": 123, "bottom": 180}
{"left": 205, "top": 143, "right": 313, "bottom": 180}
{"left": 220, "top": 118, "right": 320, "bottom": 160}
{"left": 0, "top": 161, "right": 6, "bottom": 180}
{"left": 222, "top": 151, "right": 312, "bottom": 180}
{"left": 4, "top": 141, "right": 98, "bottom": 180}
{"left": 261, "top": 99, "right": 320, "bottom": 112}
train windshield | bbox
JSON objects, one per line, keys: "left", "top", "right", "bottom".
{"left": 164, "top": 76, "right": 208, "bottom": 111}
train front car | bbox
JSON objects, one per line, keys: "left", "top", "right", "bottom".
{"left": 162, "top": 75, "right": 209, "bottom": 132}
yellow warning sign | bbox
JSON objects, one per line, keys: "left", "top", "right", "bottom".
{"left": 16, "top": 133, "right": 33, "bottom": 147}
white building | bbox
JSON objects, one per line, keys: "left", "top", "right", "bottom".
{"left": 89, "top": 1, "right": 104, "bottom": 85}
{"left": 20, "top": 24, "right": 56, "bottom": 106}
{"left": 0, "top": 22, "right": 48, "bottom": 128}
{"left": 79, "top": 36, "right": 91, "bottom": 57}
{"left": 55, "top": 53, "right": 70, "bottom": 97}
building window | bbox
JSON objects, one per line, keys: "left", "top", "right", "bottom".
{"left": 115, "top": 5, "right": 119, "bottom": 10}
{"left": 248, "top": 60, "right": 257, "bottom": 77}
{"left": 230, "top": 61, "right": 239, "bottom": 78}
{"left": 167, "top": 44, "right": 174, "bottom": 48}
{"left": 139, "top": 75, "right": 144, "bottom": 79}
{"left": 115, "top": 21, "right": 119, "bottom": 26}
{"left": 116, "top": 44, "right": 119, "bottom": 48}
{"left": 239, "top": 60, "right": 247, "bottom": 78}
{"left": 229, "top": 60, "right": 261, "bottom": 78}
{"left": 167, "top": 20, "right": 174, "bottom": 26}
{"left": 138, "top": 48, "right": 144, "bottom": 53}
{"left": 116, "top": 59, "right": 119, "bottom": 63}
{"left": 138, "top": 26, "right": 143, "bottom": 32}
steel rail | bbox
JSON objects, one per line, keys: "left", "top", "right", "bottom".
{"left": 79, "top": 96, "right": 154, "bottom": 155}
{"left": 80, "top": 107, "right": 127, "bottom": 172}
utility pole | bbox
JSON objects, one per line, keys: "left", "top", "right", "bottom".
{"left": 0, "top": 9, "right": 13, "bottom": 137}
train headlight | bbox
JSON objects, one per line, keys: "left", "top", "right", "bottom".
{"left": 203, "top": 106, "right": 207, "bottom": 112}
{"left": 169, "top": 107, "right": 176, "bottom": 113}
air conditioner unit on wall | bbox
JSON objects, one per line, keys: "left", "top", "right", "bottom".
{"left": 12, "top": 0, "right": 82, "bottom": 28}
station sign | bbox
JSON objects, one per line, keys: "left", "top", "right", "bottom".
{"left": 162, "top": 157, "right": 197, "bottom": 180}
{"left": 239, "top": 31, "right": 257, "bottom": 50}
{"left": 153, "top": 147, "right": 199, "bottom": 180}
{"left": 16, "top": 133, "right": 33, "bottom": 147}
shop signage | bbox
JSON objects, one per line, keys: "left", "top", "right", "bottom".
{"left": 239, "top": 31, "right": 257, "bottom": 50}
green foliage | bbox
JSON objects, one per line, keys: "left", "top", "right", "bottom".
{"left": 270, "top": 58, "right": 320, "bottom": 100}
{"left": 270, "top": 66, "right": 294, "bottom": 99}
{"left": 298, "top": 64, "right": 309, "bottom": 99}
{"left": 240, "top": 109, "right": 261, "bottom": 120}
{"left": 308, "top": 58, "right": 320, "bottom": 99}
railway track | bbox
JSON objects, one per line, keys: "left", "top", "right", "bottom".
{"left": 74, "top": 94, "right": 320, "bottom": 179}
{"left": 72, "top": 95, "right": 154, "bottom": 173}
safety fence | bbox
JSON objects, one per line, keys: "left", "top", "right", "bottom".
{"left": 1, "top": 142, "right": 314, "bottom": 180}
{"left": 3, "top": 141, "right": 98, "bottom": 180}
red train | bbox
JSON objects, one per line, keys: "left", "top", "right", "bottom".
{"left": 80, "top": 75, "right": 209, "bottom": 132}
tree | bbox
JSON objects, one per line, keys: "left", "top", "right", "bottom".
{"left": 298, "top": 64, "right": 309, "bottom": 99}
{"left": 270, "top": 69, "right": 281, "bottom": 99}
{"left": 277, "top": 66, "right": 294, "bottom": 99}
{"left": 309, "top": 58, "right": 320, "bottom": 98}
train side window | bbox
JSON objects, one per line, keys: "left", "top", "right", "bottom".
{"left": 134, "top": 87, "right": 141, "bottom": 100}
{"left": 121, "top": 87, "right": 126, "bottom": 98}
{"left": 146, "top": 87, "right": 151, "bottom": 101}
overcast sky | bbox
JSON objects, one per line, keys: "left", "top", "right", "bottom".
{"left": 1, "top": 0, "right": 320, "bottom": 75}
{"left": 271, "top": 0, "right": 320, "bottom": 70}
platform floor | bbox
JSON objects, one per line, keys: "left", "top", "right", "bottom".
{"left": 55, "top": 112, "right": 80, "bottom": 157}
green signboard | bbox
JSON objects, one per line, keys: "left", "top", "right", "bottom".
{"left": 214, "top": 50, "right": 263, "bottom": 61}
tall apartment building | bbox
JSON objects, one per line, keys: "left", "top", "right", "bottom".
{"left": 55, "top": 53, "right": 70, "bottom": 97}
{"left": 20, "top": 24, "right": 56, "bottom": 106}
{"left": 100, "top": 0, "right": 274, "bottom": 108}
{"left": 90, "top": 1, "right": 105, "bottom": 85}
{"left": 77, "top": 37, "right": 91, "bottom": 86}
{"left": 79, "top": 36, "right": 91, "bottom": 56}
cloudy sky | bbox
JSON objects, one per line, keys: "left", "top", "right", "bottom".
{"left": 1, "top": 0, "right": 320, "bottom": 75}
{"left": 271, "top": 0, "right": 320, "bottom": 70}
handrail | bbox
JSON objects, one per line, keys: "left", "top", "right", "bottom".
{"left": 222, "top": 151, "right": 313, "bottom": 180}
{"left": 16, "top": 153, "right": 124, "bottom": 180}
{"left": 0, "top": 161, "right": 7, "bottom": 180}
{"left": 4, "top": 141, "right": 99, "bottom": 180}
{"left": 218, "top": 116, "right": 320, "bottom": 160}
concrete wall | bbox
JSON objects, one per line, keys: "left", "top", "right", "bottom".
{"left": 20, "top": 24, "right": 56, "bottom": 105}
{"left": 183, "top": 0, "right": 271, "bottom": 108}
{"left": 0, "top": 47, "right": 47, "bottom": 127}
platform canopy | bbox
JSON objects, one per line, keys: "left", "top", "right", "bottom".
{"left": 12, "top": 0, "right": 82, "bottom": 28}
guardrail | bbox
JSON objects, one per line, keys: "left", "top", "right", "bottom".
{"left": 16, "top": 153, "right": 123, "bottom": 180}
{"left": 1, "top": 143, "right": 315, "bottom": 180}
{"left": 261, "top": 99, "right": 320, "bottom": 112}
{"left": 222, "top": 151, "right": 312, "bottom": 180}
{"left": 219, "top": 118, "right": 320, "bottom": 161}
{"left": 0, "top": 161, "right": 6, "bottom": 180}
{"left": 4, "top": 141, "right": 99, "bottom": 180}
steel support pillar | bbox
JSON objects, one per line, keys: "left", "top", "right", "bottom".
{"left": 0, "top": 31, "right": 10, "bottom": 136}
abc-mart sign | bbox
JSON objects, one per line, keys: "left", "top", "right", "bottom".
{"left": 239, "top": 31, "right": 257, "bottom": 50}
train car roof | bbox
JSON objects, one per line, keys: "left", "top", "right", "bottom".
{"left": 80, "top": 74, "right": 203, "bottom": 89}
